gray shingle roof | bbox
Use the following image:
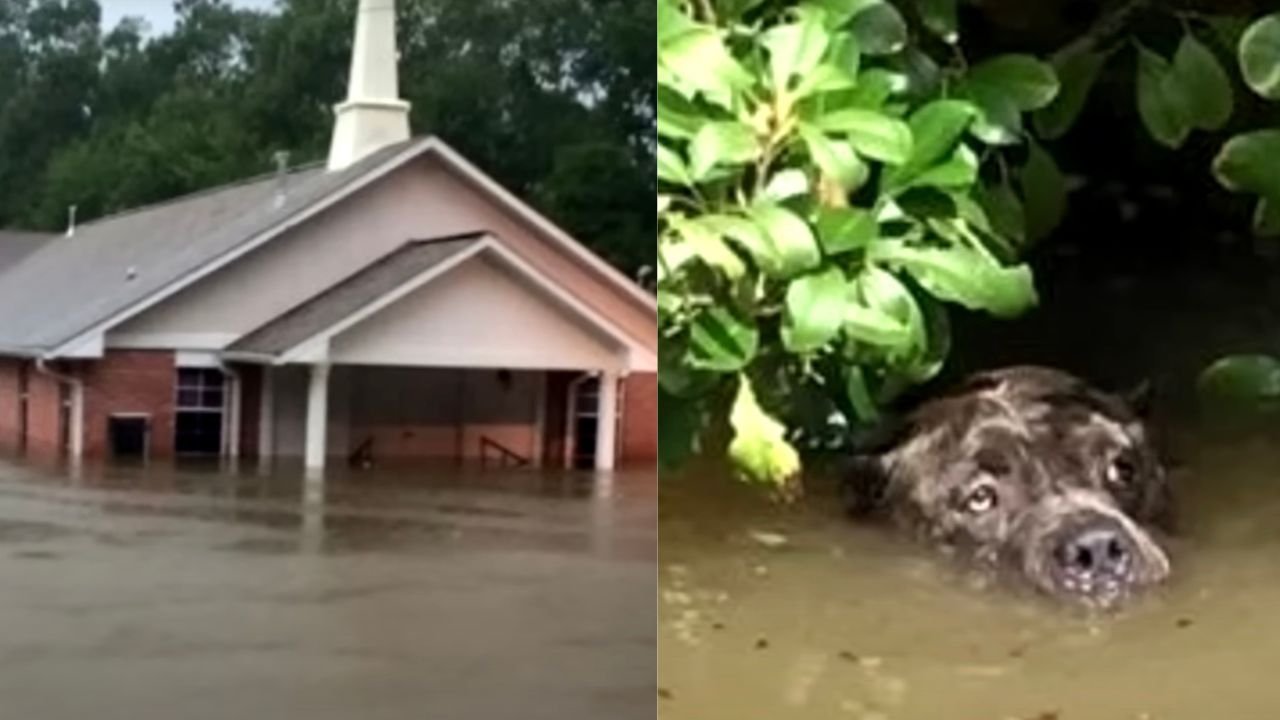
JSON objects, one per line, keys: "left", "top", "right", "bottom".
{"left": 0, "top": 231, "right": 53, "bottom": 274}
{"left": 227, "top": 234, "right": 483, "bottom": 357}
{"left": 0, "top": 137, "right": 428, "bottom": 354}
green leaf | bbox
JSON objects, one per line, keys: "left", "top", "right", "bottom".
{"left": 1239, "top": 13, "right": 1280, "bottom": 100}
{"left": 870, "top": 243, "right": 1038, "bottom": 318}
{"left": 816, "top": 206, "right": 878, "bottom": 253}
{"left": 963, "top": 81, "right": 1023, "bottom": 146}
{"left": 660, "top": 28, "right": 753, "bottom": 107}
{"left": 843, "top": 298, "right": 912, "bottom": 348}
{"left": 1020, "top": 140, "right": 1067, "bottom": 242}
{"left": 689, "top": 121, "right": 759, "bottom": 180}
{"left": 902, "top": 143, "right": 978, "bottom": 189}
{"left": 850, "top": 2, "right": 907, "bottom": 56}
{"left": 728, "top": 375, "right": 801, "bottom": 491}
{"left": 783, "top": 267, "right": 848, "bottom": 352}
{"left": 657, "top": 0, "right": 696, "bottom": 43}
{"left": 858, "top": 266, "right": 924, "bottom": 352}
{"left": 761, "top": 11, "right": 830, "bottom": 92}
{"left": 688, "top": 307, "right": 759, "bottom": 372}
{"left": 657, "top": 86, "right": 705, "bottom": 140}
{"left": 798, "top": 124, "right": 868, "bottom": 191}
{"left": 1033, "top": 50, "right": 1107, "bottom": 139}
{"left": 977, "top": 180, "right": 1027, "bottom": 246}
{"left": 669, "top": 216, "right": 747, "bottom": 279}
{"left": 884, "top": 99, "right": 978, "bottom": 188}
{"left": 748, "top": 203, "right": 823, "bottom": 277}
{"left": 1135, "top": 43, "right": 1190, "bottom": 149}
{"left": 794, "top": 62, "right": 858, "bottom": 98}
{"left": 1213, "top": 130, "right": 1280, "bottom": 198}
{"left": 701, "top": 214, "right": 778, "bottom": 273}
{"left": 762, "top": 168, "right": 810, "bottom": 201}
{"left": 1255, "top": 197, "right": 1280, "bottom": 238}
{"left": 1173, "top": 33, "right": 1233, "bottom": 131}
{"left": 967, "top": 54, "right": 1060, "bottom": 111}
{"left": 657, "top": 143, "right": 693, "bottom": 185}
{"left": 914, "top": 0, "right": 958, "bottom": 44}
{"left": 813, "top": 0, "right": 880, "bottom": 28}
{"left": 844, "top": 365, "right": 880, "bottom": 421}
{"left": 814, "top": 108, "right": 913, "bottom": 164}
{"left": 845, "top": 68, "right": 905, "bottom": 109}
{"left": 1197, "top": 354, "right": 1280, "bottom": 414}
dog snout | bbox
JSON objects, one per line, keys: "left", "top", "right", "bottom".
{"left": 1055, "top": 523, "right": 1133, "bottom": 580}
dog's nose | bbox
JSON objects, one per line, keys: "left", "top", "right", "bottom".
{"left": 1058, "top": 526, "right": 1132, "bottom": 578}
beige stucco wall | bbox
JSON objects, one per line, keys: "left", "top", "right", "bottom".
{"left": 328, "top": 255, "right": 624, "bottom": 371}
{"left": 109, "top": 156, "right": 655, "bottom": 358}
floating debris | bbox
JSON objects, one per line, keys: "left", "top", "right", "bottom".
{"left": 748, "top": 529, "right": 789, "bottom": 549}
{"left": 754, "top": 636, "right": 769, "bottom": 650}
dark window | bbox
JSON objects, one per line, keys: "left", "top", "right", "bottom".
{"left": 175, "top": 412, "right": 223, "bottom": 456}
{"left": 109, "top": 416, "right": 149, "bottom": 459}
{"left": 175, "top": 368, "right": 225, "bottom": 456}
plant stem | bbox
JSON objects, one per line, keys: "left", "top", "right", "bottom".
{"left": 694, "top": 0, "right": 716, "bottom": 24}
{"left": 1052, "top": 0, "right": 1151, "bottom": 63}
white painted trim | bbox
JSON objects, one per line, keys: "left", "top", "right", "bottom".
{"left": 60, "top": 333, "right": 103, "bottom": 359}
{"left": 307, "top": 349, "right": 624, "bottom": 372}
{"left": 275, "top": 237, "right": 640, "bottom": 369}
{"left": 428, "top": 142, "right": 657, "bottom": 315}
{"left": 176, "top": 350, "right": 223, "bottom": 368}
{"left": 110, "top": 332, "right": 242, "bottom": 350}
{"left": 46, "top": 136, "right": 654, "bottom": 360}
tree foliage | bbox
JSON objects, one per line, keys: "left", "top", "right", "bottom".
{"left": 658, "top": 0, "right": 1060, "bottom": 492}
{"left": 0, "top": 0, "right": 654, "bottom": 274}
{"left": 660, "top": 0, "right": 1280, "bottom": 492}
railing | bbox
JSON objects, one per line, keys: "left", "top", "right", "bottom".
{"left": 479, "top": 435, "right": 529, "bottom": 468}
{"left": 349, "top": 436, "right": 375, "bottom": 468}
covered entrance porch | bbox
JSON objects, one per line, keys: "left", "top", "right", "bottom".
{"left": 223, "top": 233, "right": 649, "bottom": 474}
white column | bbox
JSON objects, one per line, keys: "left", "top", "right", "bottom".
{"left": 305, "top": 363, "right": 330, "bottom": 473}
{"left": 226, "top": 373, "right": 242, "bottom": 460}
{"left": 258, "top": 367, "right": 275, "bottom": 469}
{"left": 68, "top": 381, "right": 84, "bottom": 461}
{"left": 594, "top": 370, "right": 618, "bottom": 471}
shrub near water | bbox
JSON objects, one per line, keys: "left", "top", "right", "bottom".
{"left": 657, "top": 0, "right": 1061, "bottom": 493}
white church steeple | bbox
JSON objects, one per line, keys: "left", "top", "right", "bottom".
{"left": 327, "top": 0, "right": 411, "bottom": 171}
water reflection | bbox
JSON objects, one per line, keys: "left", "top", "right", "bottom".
{"left": 659, "top": 435, "right": 1280, "bottom": 719}
{"left": 0, "top": 455, "right": 656, "bottom": 719}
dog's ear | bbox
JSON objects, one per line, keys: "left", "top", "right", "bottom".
{"left": 840, "top": 453, "right": 891, "bottom": 517}
{"left": 1124, "top": 378, "right": 1155, "bottom": 418}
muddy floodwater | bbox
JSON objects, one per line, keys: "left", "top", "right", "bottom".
{"left": 0, "top": 459, "right": 654, "bottom": 719}
{"left": 659, "top": 432, "right": 1280, "bottom": 719}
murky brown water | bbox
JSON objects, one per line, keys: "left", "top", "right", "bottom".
{"left": 0, "top": 459, "right": 654, "bottom": 719}
{"left": 659, "top": 432, "right": 1280, "bottom": 719}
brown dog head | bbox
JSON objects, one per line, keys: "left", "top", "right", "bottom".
{"left": 843, "top": 366, "right": 1170, "bottom": 609}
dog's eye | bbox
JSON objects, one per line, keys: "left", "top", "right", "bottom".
{"left": 1106, "top": 457, "right": 1136, "bottom": 487}
{"left": 963, "top": 484, "right": 999, "bottom": 514}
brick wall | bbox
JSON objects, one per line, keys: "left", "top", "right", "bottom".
{"left": 0, "top": 358, "right": 21, "bottom": 454}
{"left": 621, "top": 371, "right": 657, "bottom": 463}
{"left": 25, "top": 366, "right": 63, "bottom": 461}
{"left": 75, "top": 350, "right": 176, "bottom": 459}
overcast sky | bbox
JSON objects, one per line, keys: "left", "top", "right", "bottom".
{"left": 99, "top": 0, "right": 280, "bottom": 35}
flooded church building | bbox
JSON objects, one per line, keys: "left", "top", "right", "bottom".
{"left": 0, "top": 0, "right": 657, "bottom": 474}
